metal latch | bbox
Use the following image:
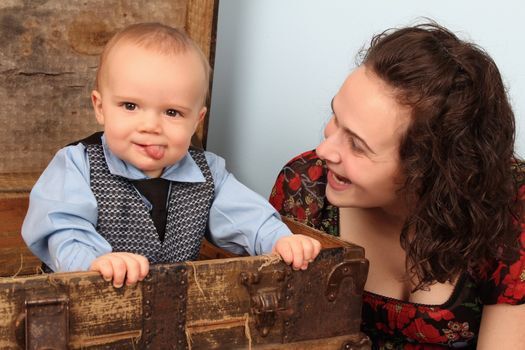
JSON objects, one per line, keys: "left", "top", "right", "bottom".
{"left": 240, "top": 269, "right": 291, "bottom": 337}
{"left": 25, "top": 295, "right": 69, "bottom": 350}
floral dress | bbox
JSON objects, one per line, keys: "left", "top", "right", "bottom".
{"left": 269, "top": 150, "right": 525, "bottom": 349}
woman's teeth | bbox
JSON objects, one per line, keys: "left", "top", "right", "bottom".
{"left": 333, "top": 172, "right": 351, "bottom": 184}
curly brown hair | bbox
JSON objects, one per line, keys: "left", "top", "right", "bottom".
{"left": 361, "top": 22, "right": 518, "bottom": 290}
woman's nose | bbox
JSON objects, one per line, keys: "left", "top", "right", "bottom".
{"left": 316, "top": 126, "right": 341, "bottom": 164}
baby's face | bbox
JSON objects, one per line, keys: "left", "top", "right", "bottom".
{"left": 91, "top": 42, "right": 207, "bottom": 178}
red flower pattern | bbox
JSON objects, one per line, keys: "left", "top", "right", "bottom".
{"left": 417, "top": 306, "right": 454, "bottom": 322}
{"left": 288, "top": 173, "right": 301, "bottom": 192}
{"left": 402, "top": 318, "right": 448, "bottom": 343}
{"left": 491, "top": 260, "right": 506, "bottom": 286}
{"left": 442, "top": 321, "right": 474, "bottom": 342}
{"left": 307, "top": 164, "right": 323, "bottom": 181}
{"left": 270, "top": 174, "right": 285, "bottom": 211}
{"left": 385, "top": 302, "right": 417, "bottom": 330}
{"left": 499, "top": 254, "right": 525, "bottom": 302}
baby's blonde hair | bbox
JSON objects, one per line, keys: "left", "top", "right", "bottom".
{"left": 95, "top": 22, "right": 211, "bottom": 100}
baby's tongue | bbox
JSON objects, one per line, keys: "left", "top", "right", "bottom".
{"left": 144, "top": 145, "right": 164, "bottom": 160}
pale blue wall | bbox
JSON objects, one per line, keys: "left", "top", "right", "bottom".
{"left": 207, "top": 0, "right": 525, "bottom": 197}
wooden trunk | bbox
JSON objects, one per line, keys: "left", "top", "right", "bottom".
{"left": 0, "top": 2, "right": 371, "bottom": 349}
{"left": 0, "top": 219, "right": 370, "bottom": 350}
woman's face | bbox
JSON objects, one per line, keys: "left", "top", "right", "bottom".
{"left": 316, "top": 66, "right": 411, "bottom": 212}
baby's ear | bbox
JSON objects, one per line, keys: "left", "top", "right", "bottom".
{"left": 91, "top": 90, "right": 105, "bottom": 125}
{"left": 198, "top": 106, "right": 207, "bottom": 122}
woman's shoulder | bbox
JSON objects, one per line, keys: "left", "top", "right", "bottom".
{"left": 476, "top": 233, "right": 525, "bottom": 305}
{"left": 269, "top": 150, "right": 339, "bottom": 235}
{"left": 270, "top": 150, "right": 325, "bottom": 210}
{"left": 281, "top": 149, "right": 322, "bottom": 168}
{"left": 476, "top": 158, "right": 525, "bottom": 305}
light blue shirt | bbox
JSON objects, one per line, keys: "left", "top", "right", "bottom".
{"left": 22, "top": 136, "right": 291, "bottom": 272}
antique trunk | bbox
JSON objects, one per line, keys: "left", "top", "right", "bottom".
{"left": 0, "top": 1, "right": 371, "bottom": 349}
{"left": 0, "top": 218, "right": 370, "bottom": 350}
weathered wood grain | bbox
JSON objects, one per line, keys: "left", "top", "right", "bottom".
{"left": 0, "top": 0, "right": 216, "bottom": 175}
{"left": 0, "top": 272, "right": 143, "bottom": 349}
{"left": 0, "top": 196, "right": 41, "bottom": 277}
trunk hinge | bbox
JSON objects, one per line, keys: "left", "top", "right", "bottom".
{"left": 24, "top": 294, "right": 69, "bottom": 350}
{"left": 325, "top": 259, "right": 369, "bottom": 302}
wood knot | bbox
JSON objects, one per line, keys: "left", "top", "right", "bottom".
{"left": 68, "top": 14, "right": 114, "bottom": 55}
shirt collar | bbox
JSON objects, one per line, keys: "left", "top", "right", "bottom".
{"left": 101, "top": 134, "right": 205, "bottom": 183}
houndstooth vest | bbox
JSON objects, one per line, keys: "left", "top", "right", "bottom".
{"left": 83, "top": 133, "right": 214, "bottom": 263}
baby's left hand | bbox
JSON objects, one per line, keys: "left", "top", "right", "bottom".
{"left": 273, "top": 234, "right": 322, "bottom": 270}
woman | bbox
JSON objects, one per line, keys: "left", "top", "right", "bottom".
{"left": 270, "top": 23, "right": 525, "bottom": 349}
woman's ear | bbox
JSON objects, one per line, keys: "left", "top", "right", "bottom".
{"left": 91, "top": 90, "right": 105, "bottom": 125}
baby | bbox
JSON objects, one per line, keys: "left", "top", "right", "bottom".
{"left": 22, "top": 23, "right": 320, "bottom": 288}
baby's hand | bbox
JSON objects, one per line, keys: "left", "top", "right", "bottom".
{"left": 273, "top": 234, "right": 322, "bottom": 270}
{"left": 89, "top": 252, "right": 149, "bottom": 288}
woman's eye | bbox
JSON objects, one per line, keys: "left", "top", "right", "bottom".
{"left": 166, "top": 109, "right": 181, "bottom": 117}
{"left": 349, "top": 137, "right": 364, "bottom": 153}
{"left": 123, "top": 102, "right": 136, "bottom": 111}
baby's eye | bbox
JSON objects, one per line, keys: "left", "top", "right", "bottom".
{"left": 165, "top": 109, "right": 181, "bottom": 117}
{"left": 122, "top": 102, "right": 136, "bottom": 111}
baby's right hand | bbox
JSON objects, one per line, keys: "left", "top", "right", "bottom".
{"left": 89, "top": 252, "right": 149, "bottom": 288}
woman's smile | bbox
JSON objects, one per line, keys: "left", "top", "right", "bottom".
{"left": 327, "top": 169, "right": 352, "bottom": 191}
